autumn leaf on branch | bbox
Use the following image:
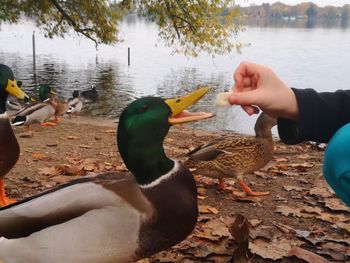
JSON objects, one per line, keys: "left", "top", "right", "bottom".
{"left": 0, "top": 0, "right": 243, "bottom": 55}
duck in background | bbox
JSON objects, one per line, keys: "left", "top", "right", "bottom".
{"left": 66, "top": 90, "right": 83, "bottom": 116}
{"left": 81, "top": 84, "right": 98, "bottom": 101}
{"left": 53, "top": 93, "right": 68, "bottom": 122}
{"left": 0, "top": 87, "right": 214, "bottom": 262}
{"left": 0, "top": 64, "right": 30, "bottom": 206}
{"left": 11, "top": 84, "right": 58, "bottom": 128}
{"left": 185, "top": 112, "right": 276, "bottom": 197}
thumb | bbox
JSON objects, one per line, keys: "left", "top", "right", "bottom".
{"left": 228, "top": 90, "right": 259, "bottom": 106}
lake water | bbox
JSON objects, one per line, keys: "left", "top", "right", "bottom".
{"left": 0, "top": 16, "right": 349, "bottom": 135}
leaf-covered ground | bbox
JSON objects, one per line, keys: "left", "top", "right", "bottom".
{"left": 7, "top": 117, "right": 350, "bottom": 262}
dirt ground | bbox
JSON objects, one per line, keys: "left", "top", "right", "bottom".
{"left": 6, "top": 116, "right": 350, "bottom": 262}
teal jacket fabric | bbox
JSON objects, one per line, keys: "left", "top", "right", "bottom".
{"left": 323, "top": 123, "right": 350, "bottom": 206}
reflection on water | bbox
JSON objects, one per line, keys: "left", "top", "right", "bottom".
{"left": 0, "top": 16, "right": 349, "bottom": 135}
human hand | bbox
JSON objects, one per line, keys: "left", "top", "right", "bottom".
{"left": 229, "top": 61, "right": 299, "bottom": 120}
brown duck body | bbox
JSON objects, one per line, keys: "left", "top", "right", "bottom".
{"left": 186, "top": 135, "right": 274, "bottom": 179}
{"left": 0, "top": 116, "right": 19, "bottom": 180}
{"left": 186, "top": 112, "right": 276, "bottom": 195}
{"left": 12, "top": 100, "right": 56, "bottom": 125}
{"left": 138, "top": 164, "right": 197, "bottom": 258}
{"left": 0, "top": 164, "right": 197, "bottom": 262}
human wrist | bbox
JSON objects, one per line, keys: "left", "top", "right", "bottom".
{"left": 284, "top": 88, "right": 299, "bottom": 121}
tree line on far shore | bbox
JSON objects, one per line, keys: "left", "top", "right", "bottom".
{"left": 239, "top": 2, "right": 350, "bottom": 20}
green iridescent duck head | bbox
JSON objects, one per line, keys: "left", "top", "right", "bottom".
{"left": 0, "top": 64, "right": 30, "bottom": 113}
{"left": 117, "top": 87, "right": 213, "bottom": 185}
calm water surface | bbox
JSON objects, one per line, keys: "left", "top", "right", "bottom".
{"left": 0, "top": 16, "right": 349, "bottom": 135}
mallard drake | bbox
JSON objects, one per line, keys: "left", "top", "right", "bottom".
{"left": 0, "top": 87, "right": 213, "bottom": 262}
{"left": 67, "top": 90, "right": 83, "bottom": 115}
{"left": 81, "top": 84, "right": 98, "bottom": 100}
{"left": 186, "top": 112, "right": 276, "bottom": 196}
{"left": 11, "top": 84, "right": 58, "bottom": 127}
{"left": 0, "top": 64, "right": 30, "bottom": 206}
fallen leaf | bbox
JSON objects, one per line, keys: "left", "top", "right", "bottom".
{"left": 67, "top": 135, "right": 79, "bottom": 140}
{"left": 57, "top": 164, "right": 87, "bottom": 176}
{"left": 288, "top": 247, "right": 331, "bottom": 263}
{"left": 51, "top": 175, "right": 70, "bottom": 184}
{"left": 288, "top": 162, "right": 314, "bottom": 170}
{"left": 79, "top": 144, "right": 92, "bottom": 149}
{"left": 283, "top": 185, "right": 306, "bottom": 192}
{"left": 194, "top": 218, "right": 230, "bottom": 241}
{"left": 229, "top": 214, "right": 249, "bottom": 260}
{"left": 105, "top": 129, "right": 116, "bottom": 133}
{"left": 323, "top": 197, "right": 350, "bottom": 212}
{"left": 275, "top": 206, "right": 304, "bottom": 218}
{"left": 19, "top": 132, "right": 33, "bottom": 138}
{"left": 66, "top": 157, "right": 81, "bottom": 165}
{"left": 249, "top": 225, "right": 281, "bottom": 241}
{"left": 274, "top": 157, "right": 289, "bottom": 162}
{"left": 46, "top": 143, "right": 58, "bottom": 147}
{"left": 334, "top": 222, "right": 350, "bottom": 233}
{"left": 309, "top": 186, "right": 333, "bottom": 198}
{"left": 199, "top": 205, "right": 219, "bottom": 214}
{"left": 38, "top": 166, "right": 62, "bottom": 176}
{"left": 249, "top": 237, "right": 300, "bottom": 260}
{"left": 249, "top": 219, "right": 263, "bottom": 228}
{"left": 319, "top": 242, "right": 349, "bottom": 260}
{"left": 31, "top": 152, "right": 49, "bottom": 160}
{"left": 207, "top": 206, "right": 219, "bottom": 214}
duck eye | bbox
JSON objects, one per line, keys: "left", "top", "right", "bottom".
{"left": 139, "top": 104, "right": 149, "bottom": 113}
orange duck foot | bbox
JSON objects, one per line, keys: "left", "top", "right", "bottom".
{"left": 0, "top": 180, "right": 16, "bottom": 206}
{"left": 40, "top": 122, "right": 57, "bottom": 126}
{"left": 239, "top": 179, "right": 270, "bottom": 196}
{"left": 217, "top": 178, "right": 226, "bottom": 191}
{"left": 0, "top": 196, "right": 16, "bottom": 207}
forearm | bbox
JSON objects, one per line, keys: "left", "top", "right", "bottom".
{"left": 277, "top": 88, "right": 350, "bottom": 144}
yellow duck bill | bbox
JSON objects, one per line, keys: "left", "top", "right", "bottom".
{"left": 165, "top": 86, "right": 214, "bottom": 124}
{"left": 5, "top": 79, "right": 30, "bottom": 100}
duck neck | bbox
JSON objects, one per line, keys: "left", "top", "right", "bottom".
{"left": 120, "top": 138, "right": 175, "bottom": 186}
{"left": 255, "top": 126, "right": 272, "bottom": 139}
{"left": 254, "top": 114, "right": 273, "bottom": 139}
{"left": 0, "top": 91, "right": 8, "bottom": 114}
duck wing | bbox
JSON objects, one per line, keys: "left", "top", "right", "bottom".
{"left": 13, "top": 102, "right": 48, "bottom": 117}
{"left": 0, "top": 171, "right": 152, "bottom": 262}
{"left": 188, "top": 136, "right": 260, "bottom": 161}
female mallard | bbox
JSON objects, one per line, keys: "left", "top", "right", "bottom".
{"left": 0, "top": 64, "right": 30, "bottom": 206}
{"left": 0, "top": 87, "right": 213, "bottom": 262}
{"left": 186, "top": 112, "right": 276, "bottom": 196}
{"left": 11, "top": 84, "right": 58, "bottom": 127}
{"left": 81, "top": 84, "right": 97, "bottom": 100}
{"left": 67, "top": 90, "right": 83, "bottom": 116}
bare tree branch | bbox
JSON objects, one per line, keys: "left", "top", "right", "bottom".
{"left": 48, "top": 0, "right": 99, "bottom": 48}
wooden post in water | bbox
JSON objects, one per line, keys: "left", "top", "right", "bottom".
{"left": 128, "top": 47, "right": 130, "bottom": 66}
{"left": 32, "top": 31, "right": 37, "bottom": 88}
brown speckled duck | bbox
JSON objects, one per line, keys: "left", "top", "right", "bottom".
{"left": 186, "top": 112, "right": 276, "bottom": 196}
